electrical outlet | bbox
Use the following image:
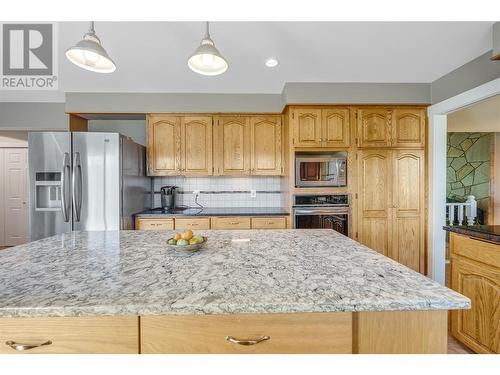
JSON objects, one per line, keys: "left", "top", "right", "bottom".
{"left": 193, "top": 190, "right": 200, "bottom": 195}
{"left": 250, "top": 190, "right": 257, "bottom": 198}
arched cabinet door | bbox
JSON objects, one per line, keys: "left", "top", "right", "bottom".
{"left": 357, "top": 108, "right": 391, "bottom": 148}
{"left": 292, "top": 108, "right": 322, "bottom": 147}
{"left": 214, "top": 116, "right": 250, "bottom": 176}
{"left": 182, "top": 116, "right": 213, "bottom": 176}
{"left": 147, "top": 115, "right": 181, "bottom": 176}
{"left": 357, "top": 149, "right": 391, "bottom": 257}
{"left": 452, "top": 256, "right": 500, "bottom": 354}
{"left": 391, "top": 108, "right": 425, "bottom": 148}
{"left": 322, "top": 108, "right": 350, "bottom": 147}
{"left": 250, "top": 116, "right": 282, "bottom": 175}
{"left": 391, "top": 150, "right": 424, "bottom": 273}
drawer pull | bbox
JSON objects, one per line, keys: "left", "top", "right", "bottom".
{"left": 225, "top": 335, "right": 270, "bottom": 346}
{"left": 229, "top": 222, "right": 240, "bottom": 225}
{"left": 5, "top": 340, "right": 52, "bottom": 351}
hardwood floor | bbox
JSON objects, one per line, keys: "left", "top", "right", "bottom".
{"left": 448, "top": 334, "right": 474, "bottom": 354}
{"left": 0, "top": 246, "right": 11, "bottom": 250}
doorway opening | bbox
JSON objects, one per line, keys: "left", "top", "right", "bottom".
{"left": 428, "top": 78, "right": 500, "bottom": 285}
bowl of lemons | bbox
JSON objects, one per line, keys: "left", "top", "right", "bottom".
{"left": 166, "top": 229, "right": 207, "bottom": 253}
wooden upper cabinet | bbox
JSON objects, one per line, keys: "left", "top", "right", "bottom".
{"left": 147, "top": 115, "right": 181, "bottom": 176}
{"left": 357, "top": 150, "right": 391, "bottom": 257}
{"left": 292, "top": 107, "right": 350, "bottom": 148}
{"left": 357, "top": 108, "right": 391, "bottom": 148}
{"left": 250, "top": 116, "right": 282, "bottom": 175}
{"left": 293, "top": 109, "right": 322, "bottom": 147}
{"left": 322, "top": 108, "right": 350, "bottom": 147}
{"left": 391, "top": 150, "right": 424, "bottom": 272}
{"left": 214, "top": 116, "right": 250, "bottom": 175}
{"left": 181, "top": 116, "right": 213, "bottom": 175}
{"left": 391, "top": 108, "right": 426, "bottom": 148}
{"left": 147, "top": 115, "right": 212, "bottom": 176}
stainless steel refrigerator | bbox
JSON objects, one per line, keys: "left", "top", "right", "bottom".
{"left": 28, "top": 132, "right": 151, "bottom": 241}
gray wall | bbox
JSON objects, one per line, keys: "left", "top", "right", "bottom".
{"left": 65, "top": 83, "right": 431, "bottom": 114}
{"left": 283, "top": 82, "right": 430, "bottom": 104}
{"left": 0, "top": 103, "right": 67, "bottom": 130}
{"left": 431, "top": 51, "right": 500, "bottom": 104}
{"left": 88, "top": 119, "right": 146, "bottom": 146}
{"left": 66, "top": 93, "right": 286, "bottom": 114}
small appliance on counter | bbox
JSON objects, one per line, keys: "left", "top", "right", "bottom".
{"left": 293, "top": 194, "right": 349, "bottom": 236}
{"left": 160, "top": 186, "right": 178, "bottom": 210}
{"left": 295, "top": 152, "right": 347, "bottom": 188}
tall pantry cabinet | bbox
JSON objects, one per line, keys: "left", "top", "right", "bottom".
{"left": 356, "top": 107, "right": 426, "bottom": 273}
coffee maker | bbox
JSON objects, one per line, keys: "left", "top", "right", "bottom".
{"left": 160, "top": 186, "right": 178, "bottom": 210}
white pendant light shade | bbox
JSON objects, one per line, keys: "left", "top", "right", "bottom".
{"left": 188, "top": 22, "right": 228, "bottom": 76}
{"left": 66, "top": 22, "right": 116, "bottom": 73}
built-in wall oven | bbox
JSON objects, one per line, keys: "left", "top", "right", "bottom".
{"left": 295, "top": 153, "right": 347, "bottom": 188}
{"left": 293, "top": 194, "right": 349, "bottom": 236}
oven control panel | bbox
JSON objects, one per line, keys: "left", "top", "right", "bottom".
{"left": 293, "top": 194, "right": 349, "bottom": 207}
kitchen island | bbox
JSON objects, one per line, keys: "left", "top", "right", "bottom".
{"left": 0, "top": 230, "right": 469, "bottom": 354}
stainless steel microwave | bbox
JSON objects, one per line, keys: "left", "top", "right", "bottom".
{"left": 295, "top": 154, "right": 347, "bottom": 187}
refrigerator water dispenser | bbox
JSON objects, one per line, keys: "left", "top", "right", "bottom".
{"left": 35, "top": 172, "right": 62, "bottom": 211}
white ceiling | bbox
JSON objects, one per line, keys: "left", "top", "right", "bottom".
{"left": 0, "top": 21, "right": 495, "bottom": 102}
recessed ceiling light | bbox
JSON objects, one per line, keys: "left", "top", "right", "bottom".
{"left": 265, "top": 58, "right": 279, "bottom": 68}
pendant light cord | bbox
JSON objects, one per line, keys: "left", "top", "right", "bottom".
{"left": 205, "top": 21, "right": 210, "bottom": 39}
{"left": 89, "top": 21, "right": 95, "bottom": 34}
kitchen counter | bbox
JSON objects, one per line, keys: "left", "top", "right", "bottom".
{"left": 444, "top": 225, "right": 500, "bottom": 244}
{"left": 0, "top": 229, "right": 469, "bottom": 318}
{"left": 135, "top": 207, "right": 289, "bottom": 217}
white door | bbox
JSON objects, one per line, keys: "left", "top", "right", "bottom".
{"left": 3, "top": 148, "right": 28, "bottom": 246}
{"left": 0, "top": 150, "right": 4, "bottom": 246}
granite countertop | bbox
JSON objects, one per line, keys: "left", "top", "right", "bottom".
{"left": 0, "top": 229, "right": 469, "bottom": 318}
{"left": 135, "top": 207, "right": 289, "bottom": 217}
{"left": 444, "top": 225, "right": 500, "bottom": 244}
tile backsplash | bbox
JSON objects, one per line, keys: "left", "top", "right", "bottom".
{"left": 153, "top": 176, "right": 283, "bottom": 208}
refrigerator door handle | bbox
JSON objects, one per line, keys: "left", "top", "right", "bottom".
{"left": 60, "top": 153, "right": 70, "bottom": 222}
{"left": 72, "top": 152, "right": 82, "bottom": 222}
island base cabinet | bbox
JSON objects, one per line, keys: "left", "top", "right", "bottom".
{"left": 353, "top": 310, "right": 448, "bottom": 354}
{"left": 0, "top": 316, "right": 139, "bottom": 354}
{"left": 141, "top": 313, "right": 353, "bottom": 354}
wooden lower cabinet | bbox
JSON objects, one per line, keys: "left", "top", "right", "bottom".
{"left": 209, "top": 217, "right": 251, "bottom": 230}
{"left": 0, "top": 316, "right": 139, "bottom": 354}
{"left": 174, "top": 218, "right": 210, "bottom": 230}
{"left": 450, "top": 233, "right": 500, "bottom": 354}
{"left": 135, "top": 218, "right": 174, "bottom": 230}
{"left": 141, "top": 313, "right": 353, "bottom": 354}
{"left": 251, "top": 217, "right": 287, "bottom": 229}
{"left": 354, "top": 310, "right": 447, "bottom": 354}
{"left": 135, "top": 216, "right": 288, "bottom": 230}
{"left": 0, "top": 310, "right": 448, "bottom": 354}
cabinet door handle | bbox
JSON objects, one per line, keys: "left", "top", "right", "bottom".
{"left": 226, "top": 336, "right": 270, "bottom": 346}
{"left": 5, "top": 340, "right": 52, "bottom": 351}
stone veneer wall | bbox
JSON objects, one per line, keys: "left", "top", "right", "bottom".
{"left": 447, "top": 132, "right": 492, "bottom": 221}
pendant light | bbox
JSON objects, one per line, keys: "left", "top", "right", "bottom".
{"left": 66, "top": 21, "right": 116, "bottom": 73}
{"left": 188, "top": 21, "right": 228, "bottom": 76}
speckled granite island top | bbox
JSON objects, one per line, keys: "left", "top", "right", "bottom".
{"left": 0, "top": 230, "right": 469, "bottom": 318}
